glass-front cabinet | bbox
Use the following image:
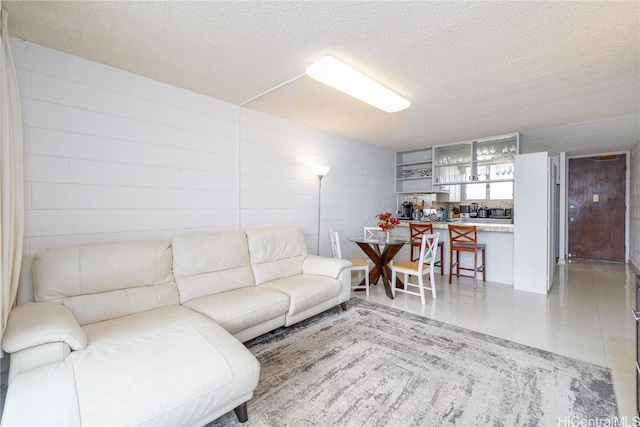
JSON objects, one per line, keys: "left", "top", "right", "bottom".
{"left": 433, "top": 143, "right": 472, "bottom": 185}
{"left": 433, "top": 134, "right": 518, "bottom": 185}
{"left": 396, "top": 133, "right": 520, "bottom": 199}
{"left": 471, "top": 135, "right": 518, "bottom": 200}
{"left": 475, "top": 136, "right": 517, "bottom": 182}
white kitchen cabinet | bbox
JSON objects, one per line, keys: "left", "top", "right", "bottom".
{"left": 433, "top": 134, "right": 518, "bottom": 185}
{"left": 433, "top": 143, "right": 472, "bottom": 185}
{"left": 434, "top": 184, "right": 461, "bottom": 202}
{"left": 395, "top": 148, "right": 433, "bottom": 193}
{"left": 395, "top": 133, "right": 519, "bottom": 197}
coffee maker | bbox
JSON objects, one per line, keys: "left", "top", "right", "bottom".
{"left": 400, "top": 201, "right": 413, "bottom": 219}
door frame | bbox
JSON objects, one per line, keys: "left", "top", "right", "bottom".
{"left": 561, "top": 150, "right": 630, "bottom": 263}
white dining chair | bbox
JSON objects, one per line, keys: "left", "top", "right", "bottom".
{"left": 390, "top": 233, "right": 439, "bottom": 305}
{"left": 363, "top": 226, "right": 382, "bottom": 240}
{"left": 329, "top": 229, "right": 370, "bottom": 295}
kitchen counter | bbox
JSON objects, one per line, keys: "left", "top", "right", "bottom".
{"left": 397, "top": 220, "right": 513, "bottom": 233}
{"left": 394, "top": 220, "right": 514, "bottom": 284}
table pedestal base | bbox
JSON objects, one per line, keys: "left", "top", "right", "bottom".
{"left": 353, "top": 241, "right": 405, "bottom": 299}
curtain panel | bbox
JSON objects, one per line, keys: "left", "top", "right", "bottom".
{"left": 0, "top": 9, "right": 24, "bottom": 345}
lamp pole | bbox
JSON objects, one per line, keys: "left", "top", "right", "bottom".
{"left": 312, "top": 166, "right": 330, "bottom": 255}
{"left": 317, "top": 175, "right": 324, "bottom": 255}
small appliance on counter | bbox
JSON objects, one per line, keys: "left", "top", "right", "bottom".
{"left": 470, "top": 203, "right": 478, "bottom": 218}
{"left": 459, "top": 204, "right": 470, "bottom": 219}
{"left": 398, "top": 201, "right": 414, "bottom": 219}
{"left": 488, "top": 208, "right": 512, "bottom": 219}
{"left": 477, "top": 206, "right": 489, "bottom": 218}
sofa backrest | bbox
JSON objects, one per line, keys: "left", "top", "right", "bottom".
{"left": 245, "top": 227, "right": 307, "bottom": 285}
{"left": 172, "top": 231, "right": 255, "bottom": 304}
{"left": 32, "top": 240, "right": 178, "bottom": 326}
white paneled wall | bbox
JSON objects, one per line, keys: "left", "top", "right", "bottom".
{"left": 240, "top": 109, "right": 395, "bottom": 256}
{"left": 15, "top": 38, "right": 239, "bottom": 255}
{"left": 630, "top": 141, "right": 640, "bottom": 270}
{"left": 14, "top": 38, "right": 395, "bottom": 258}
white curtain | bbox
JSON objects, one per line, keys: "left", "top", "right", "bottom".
{"left": 0, "top": 9, "right": 24, "bottom": 344}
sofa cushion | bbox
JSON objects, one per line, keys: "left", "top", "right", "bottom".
{"left": 260, "top": 274, "right": 342, "bottom": 316}
{"left": 1, "top": 305, "right": 261, "bottom": 426}
{"left": 172, "top": 231, "right": 255, "bottom": 304}
{"left": 245, "top": 227, "right": 307, "bottom": 285}
{"left": 32, "top": 240, "right": 178, "bottom": 325}
{"left": 184, "top": 287, "right": 290, "bottom": 335}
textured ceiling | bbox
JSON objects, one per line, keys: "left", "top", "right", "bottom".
{"left": 3, "top": 1, "right": 639, "bottom": 155}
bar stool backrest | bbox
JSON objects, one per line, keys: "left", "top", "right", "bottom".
{"left": 448, "top": 224, "right": 479, "bottom": 250}
{"left": 409, "top": 222, "right": 433, "bottom": 244}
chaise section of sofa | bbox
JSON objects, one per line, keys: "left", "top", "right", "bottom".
{"left": 1, "top": 240, "right": 260, "bottom": 426}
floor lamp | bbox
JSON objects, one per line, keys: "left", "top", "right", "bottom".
{"left": 312, "top": 166, "right": 330, "bottom": 255}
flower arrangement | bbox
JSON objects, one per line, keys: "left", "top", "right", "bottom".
{"left": 376, "top": 212, "right": 400, "bottom": 231}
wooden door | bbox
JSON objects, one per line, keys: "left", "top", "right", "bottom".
{"left": 568, "top": 155, "right": 626, "bottom": 262}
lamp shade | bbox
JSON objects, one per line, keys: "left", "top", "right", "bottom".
{"left": 312, "top": 165, "right": 330, "bottom": 178}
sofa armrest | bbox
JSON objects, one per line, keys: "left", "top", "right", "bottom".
{"left": 8, "top": 342, "right": 71, "bottom": 381}
{"left": 2, "top": 302, "right": 87, "bottom": 353}
{"left": 302, "top": 255, "right": 352, "bottom": 279}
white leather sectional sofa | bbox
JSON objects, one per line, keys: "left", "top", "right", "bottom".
{"left": 1, "top": 227, "right": 352, "bottom": 426}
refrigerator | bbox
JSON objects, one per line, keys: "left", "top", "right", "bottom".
{"left": 513, "top": 151, "right": 557, "bottom": 294}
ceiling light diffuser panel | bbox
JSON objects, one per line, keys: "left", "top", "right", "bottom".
{"left": 306, "top": 55, "right": 410, "bottom": 113}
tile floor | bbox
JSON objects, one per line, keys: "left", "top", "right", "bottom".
{"left": 355, "top": 260, "right": 637, "bottom": 420}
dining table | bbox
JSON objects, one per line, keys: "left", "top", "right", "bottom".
{"left": 348, "top": 235, "right": 410, "bottom": 299}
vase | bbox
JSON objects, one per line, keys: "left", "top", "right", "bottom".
{"left": 378, "top": 230, "right": 390, "bottom": 243}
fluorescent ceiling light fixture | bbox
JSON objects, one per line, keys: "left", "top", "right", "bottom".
{"left": 306, "top": 55, "right": 411, "bottom": 113}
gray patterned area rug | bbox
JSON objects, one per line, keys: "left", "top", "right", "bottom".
{"left": 210, "top": 298, "right": 617, "bottom": 427}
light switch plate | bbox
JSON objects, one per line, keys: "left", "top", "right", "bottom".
{"left": 593, "top": 194, "right": 599, "bottom": 203}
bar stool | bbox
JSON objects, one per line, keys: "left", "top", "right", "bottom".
{"left": 448, "top": 224, "right": 486, "bottom": 288}
{"left": 409, "top": 222, "right": 444, "bottom": 275}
